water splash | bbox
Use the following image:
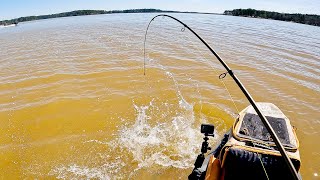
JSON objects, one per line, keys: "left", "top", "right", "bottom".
{"left": 49, "top": 97, "right": 219, "bottom": 179}
{"left": 120, "top": 102, "right": 197, "bottom": 166}
{"left": 116, "top": 97, "right": 220, "bottom": 178}
{"left": 49, "top": 59, "right": 221, "bottom": 179}
{"left": 50, "top": 164, "right": 111, "bottom": 180}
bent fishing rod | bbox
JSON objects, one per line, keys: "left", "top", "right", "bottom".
{"left": 143, "top": 14, "right": 300, "bottom": 180}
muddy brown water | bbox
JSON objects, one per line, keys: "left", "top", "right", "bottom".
{"left": 0, "top": 13, "right": 319, "bottom": 179}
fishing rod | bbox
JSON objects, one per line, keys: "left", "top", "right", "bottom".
{"left": 143, "top": 14, "right": 300, "bottom": 180}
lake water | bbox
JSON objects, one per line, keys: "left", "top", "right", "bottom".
{"left": 0, "top": 13, "right": 319, "bottom": 179}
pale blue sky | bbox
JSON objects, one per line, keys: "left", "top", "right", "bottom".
{"left": 0, "top": 0, "right": 319, "bottom": 20}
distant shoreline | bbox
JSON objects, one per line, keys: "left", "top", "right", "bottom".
{"left": 1, "top": 8, "right": 319, "bottom": 27}
{"left": 0, "top": 9, "right": 220, "bottom": 26}
{"left": 224, "top": 9, "right": 320, "bottom": 27}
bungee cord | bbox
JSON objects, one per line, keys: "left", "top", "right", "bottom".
{"left": 143, "top": 14, "right": 300, "bottom": 180}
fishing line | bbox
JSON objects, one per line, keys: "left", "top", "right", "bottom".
{"left": 177, "top": 23, "right": 270, "bottom": 179}
{"left": 189, "top": 31, "right": 270, "bottom": 178}
{"left": 177, "top": 32, "right": 206, "bottom": 121}
{"left": 178, "top": 25, "right": 239, "bottom": 128}
{"left": 181, "top": 27, "right": 240, "bottom": 115}
{"left": 143, "top": 14, "right": 300, "bottom": 180}
{"left": 143, "top": 15, "right": 271, "bottom": 178}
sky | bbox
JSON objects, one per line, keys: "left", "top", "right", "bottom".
{"left": 0, "top": 0, "right": 319, "bottom": 20}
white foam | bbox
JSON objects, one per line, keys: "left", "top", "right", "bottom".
{"left": 116, "top": 99, "right": 219, "bottom": 174}
{"left": 50, "top": 164, "right": 111, "bottom": 180}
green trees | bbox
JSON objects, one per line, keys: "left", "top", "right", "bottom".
{"left": 224, "top": 9, "right": 320, "bottom": 26}
{"left": 0, "top": 9, "right": 163, "bottom": 26}
{"left": 2, "top": 8, "right": 318, "bottom": 27}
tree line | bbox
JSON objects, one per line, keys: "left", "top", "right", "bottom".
{"left": 2, "top": 8, "right": 318, "bottom": 27}
{"left": 0, "top": 9, "right": 164, "bottom": 26}
{"left": 224, "top": 9, "right": 320, "bottom": 26}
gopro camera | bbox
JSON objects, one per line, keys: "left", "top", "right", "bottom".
{"left": 201, "top": 124, "right": 214, "bottom": 137}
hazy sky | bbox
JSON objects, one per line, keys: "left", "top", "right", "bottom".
{"left": 1, "top": 0, "right": 319, "bottom": 20}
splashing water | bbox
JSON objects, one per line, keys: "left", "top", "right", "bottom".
{"left": 50, "top": 164, "right": 111, "bottom": 180}
{"left": 50, "top": 96, "right": 220, "bottom": 179}
{"left": 48, "top": 49, "right": 225, "bottom": 179}
{"left": 117, "top": 98, "right": 219, "bottom": 178}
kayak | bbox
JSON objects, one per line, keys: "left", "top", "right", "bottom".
{"left": 189, "top": 103, "right": 301, "bottom": 180}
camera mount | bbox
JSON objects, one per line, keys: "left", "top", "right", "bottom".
{"left": 188, "top": 124, "right": 215, "bottom": 179}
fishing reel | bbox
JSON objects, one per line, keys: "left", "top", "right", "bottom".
{"left": 188, "top": 124, "right": 214, "bottom": 180}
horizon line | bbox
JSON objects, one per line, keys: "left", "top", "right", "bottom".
{"left": 1, "top": 8, "right": 320, "bottom": 22}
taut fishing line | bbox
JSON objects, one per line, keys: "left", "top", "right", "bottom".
{"left": 142, "top": 14, "right": 300, "bottom": 180}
